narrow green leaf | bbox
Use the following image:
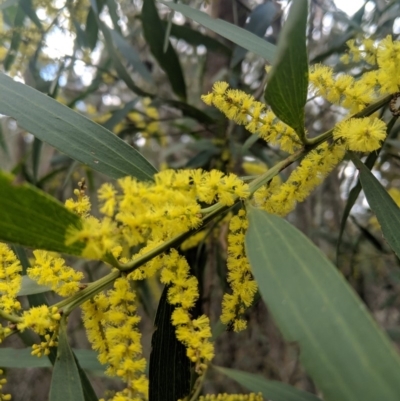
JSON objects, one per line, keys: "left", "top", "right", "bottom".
{"left": 85, "top": 8, "right": 99, "bottom": 50}
{"left": 32, "top": 137, "right": 42, "bottom": 184}
{"left": 109, "top": 30, "right": 154, "bottom": 83}
{"left": 50, "top": 318, "right": 85, "bottom": 401}
{"left": 231, "top": 2, "right": 278, "bottom": 67}
{"left": 0, "top": 119, "right": 9, "bottom": 157}
{"left": 73, "top": 19, "right": 89, "bottom": 49}
{"left": 163, "top": 20, "right": 231, "bottom": 56}
{"left": 103, "top": 99, "right": 139, "bottom": 131}
{"left": 142, "top": 0, "right": 187, "bottom": 100}
{"left": 0, "top": 0, "right": 18, "bottom": 10}
{"left": 17, "top": 275, "right": 51, "bottom": 296}
{"left": 19, "top": 0, "right": 42, "bottom": 31}
{"left": 162, "top": 0, "right": 176, "bottom": 53}
{"left": 73, "top": 353, "right": 100, "bottom": 401}
{"left": 246, "top": 206, "right": 400, "bottom": 401}
{"left": 337, "top": 118, "right": 398, "bottom": 262}
{"left": 185, "top": 148, "right": 219, "bottom": 168}
{"left": 106, "top": 0, "right": 121, "bottom": 33}
{"left": 161, "top": 1, "right": 277, "bottom": 63}
{"left": 0, "top": 348, "right": 103, "bottom": 371}
{"left": 89, "top": 0, "right": 153, "bottom": 98}
{"left": 158, "top": 99, "right": 215, "bottom": 125}
{"left": 351, "top": 154, "right": 400, "bottom": 260}
{"left": 3, "top": 6, "right": 25, "bottom": 71}
{"left": 0, "top": 72, "right": 157, "bottom": 181}
{"left": 265, "top": 0, "right": 308, "bottom": 140}
{"left": 0, "top": 172, "right": 83, "bottom": 255}
{"left": 149, "top": 286, "right": 191, "bottom": 401}
{"left": 214, "top": 367, "right": 322, "bottom": 401}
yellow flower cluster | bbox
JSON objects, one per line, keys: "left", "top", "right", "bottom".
{"left": 221, "top": 210, "right": 257, "bottom": 332}
{"left": 202, "top": 82, "right": 302, "bottom": 153}
{"left": 242, "top": 161, "right": 268, "bottom": 176}
{"left": 66, "top": 216, "right": 119, "bottom": 260}
{"left": 180, "top": 211, "right": 233, "bottom": 251}
{"left": 159, "top": 249, "right": 214, "bottom": 372}
{"left": 255, "top": 142, "right": 346, "bottom": 216}
{"left": 31, "top": 332, "right": 58, "bottom": 357}
{"left": 198, "top": 393, "right": 263, "bottom": 401}
{"left": 309, "top": 65, "right": 375, "bottom": 113}
{"left": 0, "top": 369, "right": 11, "bottom": 401}
{"left": 27, "top": 250, "right": 84, "bottom": 297}
{"left": 0, "top": 243, "right": 22, "bottom": 314}
{"left": 0, "top": 325, "right": 11, "bottom": 344}
{"left": 341, "top": 38, "right": 377, "bottom": 65}
{"left": 65, "top": 179, "right": 91, "bottom": 217}
{"left": 311, "top": 36, "right": 400, "bottom": 112}
{"left": 375, "top": 36, "right": 400, "bottom": 94}
{"left": 333, "top": 117, "right": 387, "bottom": 152}
{"left": 128, "top": 98, "right": 165, "bottom": 145}
{"left": 67, "top": 169, "right": 249, "bottom": 260}
{"left": 17, "top": 306, "right": 61, "bottom": 336}
{"left": 81, "top": 277, "right": 148, "bottom": 400}
{"left": 180, "top": 230, "right": 208, "bottom": 251}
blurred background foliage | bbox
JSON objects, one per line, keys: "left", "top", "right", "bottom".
{"left": 1, "top": 0, "right": 400, "bottom": 399}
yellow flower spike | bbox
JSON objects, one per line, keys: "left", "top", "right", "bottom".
{"left": 28, "top": 250, "right": 84, "bottom": 297}
{"left": 81, "top": 278, "right": 148, "bottom": 400}
{"left": 221, "top": 209, "right": 256, "bottom": 332}
{"left": 333, "top": 117, "right": 387, "bottom": 152}
{"left": 309, "top": 64, "right": 375, "bottom": 112}
{"left": 156, "top": 250, "right": 215, "bottom": 370}
{"left": 0, "top": 243, "right": 22, "bottom": 314}
{"left": 202, "top": 82, "right": 301, "bottom": 153}
{"left": 256, "top": 142, "right": 345, "bottom": 217}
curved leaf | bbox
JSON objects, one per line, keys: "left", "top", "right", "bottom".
{"left": 161, "top": 1, "right": 277, "bottom": 64}
{"left": 351, "top": 154, "right": 400, "bottom": 259}
{"left": 265, "top": 0, "right": 308, "bottom": 140}
{"left": 50, "top": 318, "right": 85, "bottom": 401}
{"left": 142, "top": 0, "right": 187, "bottom": 100}
{"left": 109, "top": 29, "right": 154, "bottom": 83}
{"left": 0, "top": 348, "right": 103, "bottom": 371}
{"left": 85, "top": 8, "right": 99, "bottom": 50}
{"left": 103, "top": 99, "right": 139, "bottom": 131}
{"left": 0, "top": 172, "right": 83, "bottom": 255}
{"left": 231, "top": 2, "right": 279, "bottom": 67}
{"left": 246, "top": 206, "right": 400, "bottom": 401}
{"left": 159, "top": 99, "right": 215, "bottom": 125}
{"left": 0, "top": 73, "right": 157, "bottom": 181}
{"left": 3, "top": 5, "right": 25, "bottom": 71}
{"left": 89, "top": 0, "right": 154, "bottom": 98}
{"left": 164, "top": 21, "right": 231, "bottom": 56}
{"left": 17, "top": 275, "right": 51, "bottom": 296}
{"left": 19, "top": 0, "right": 42, "bottom": 31}
{"left": 149, "top": 286, "right": 191, "bottom": 401}
{"left": 0, "top": 0, "right": 18, "bottom": 10}
{"left": 214, "top": 367, "right": 322, "bottom": 401}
